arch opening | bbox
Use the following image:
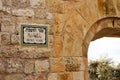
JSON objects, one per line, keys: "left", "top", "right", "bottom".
{"left": 83, "top": 17, "right": 120, "bottom": 80}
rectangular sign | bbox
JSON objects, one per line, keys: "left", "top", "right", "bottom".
{"left": 21, "top": 24, "right": 48, "bottom": 46}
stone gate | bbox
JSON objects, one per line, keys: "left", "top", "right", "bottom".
{"left": 1, "top": 0, "right": 120, "bottom": 80}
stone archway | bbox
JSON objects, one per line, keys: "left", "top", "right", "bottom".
{"left": 82, "top": 17, "right": 120, "bottom": 79}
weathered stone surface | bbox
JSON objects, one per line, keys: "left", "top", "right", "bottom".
{"left": 6, "top": 58, "right": 24, "bottom": 73}
{"left": 64, "top": 1, "right": 74, "bottom": 13}
{"left": 11, "top": 34, "right": 19, "bottom": 44}
{"left": 30, "top": 0, "right": 45, "bottom": 8}
{"left": 0, "top": 46, "right": 21, "bottom": 58}
{"left": 5, "top": 74, "right": 25, "bottom": 80}
{"left": 53, "top": 13, "right": 69, "bottom": 34}
{"left": 1, "top": 32, "right": 10, "bottom": 45}
{"left": 35, "top": 9, "right": 47, "bottom": 19}
{"left": 116, "top": 0, "right": 120, "bottom": 13}
{"left": 60, "top": 32, "right": 82, "bottom": 57}
{"left": 114, "top": 19, "right": 120, "bottom": 28}
{"left": 54, "top": 13, "right": 64, "bottom": 34}
{"left": 105, "top": 0, "right": 116, "bottom": 16}
{"left": 1, "top": 21, "right": 15, "bottom": 33}
{"left": 2, "top": 7, "right": 11, "bottom": 14}
{"left": 19, "top": 51, "right": 51, "bottom": 59}
{"left": 71, "top": 39, "right": 83, "bottom": 56}
{"left": 2, "top": 0, "right": 11, "bottom": 7}
{"left": 50, "top": 57, "right": 65, "bottom": 72}
{"left": 98, "top": 0, "right": 116, "bottom": 16}
{"left": 97, "top": 0, "right": 104, "bottom": 16}
{"left": 58, "top": 73, "right": 72, "bottom": 80}
{"left": 86, "top": 0, "right": 98, "bottom": 24}
{"left": 46, "top": 0, "right": 64, "bottom": 13}
{"left": 35, "top": 73, "right": 47, "bottom": 80}
{"left": 54, "top": 35, "right": 63, "bottom": 57}
{"left": 12, "top": 9, "right": 34, "bottom": 17}
{"left": 24, "top": 60, "right": 34, "bottom": 74}
{"left": 0, "top": 33, "right": 2, "bottom": 45}
{"left": 1, "top": 1, "right": 120, "bottom": 80}
{"left": 62, "top": 0, "right": 80, "bottom": 1}
{"left": 35, "top": 59, "right": 49, "bottom": 72}
{"left": 73, "top": 71, "right": 84, "bottom": 80}
{"left": 11, "top": 0, "right": 30, "bottom": 8}
{"left": 24, "top": 75, "right": 34, "bottom": 80}
{"left": 0, "top": 75, "right": 4, "bottom": 80}
{"left": 0, "top": 0, "right": 2, "bottom": 10}
{"left": 84, "top": 30, "right": 94, "bottom": 44}
{"left": 0, "top": 59, "right": 5, "bottom": 73}
{"left": 65, "top": 10, "right": 86, "bottom": 39}
{"left": 46, "top": 12, "right": 53, "bottom": 20}
{"left": 48, "top": 73, "right": 57, "bottom": 80}
{"left": 65, "top": 57, "right": 81, "bottom": 71}
{"left": 62, "top": 32, "right": 74, "bottom": 56}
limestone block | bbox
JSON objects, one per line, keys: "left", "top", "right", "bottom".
{"left": 5, "top": 74, "right": 25, "bottom": 80}
{"left": 62, "top": 0, "right": 80, "bottom": 1}
{"left": 0, "top": 59, "right": 5, "bottom": 73}
{"left": 62, "top": 33, "right": 74, "bottom": 56}
{"left": 0, "top": 0, "right": 2, "bottom": 10}
{"left": 65, "top": 57, "right": 81, "bottom": 71}
{"left": 35, "top": 59, "right": 49, "bottom": 72}
{"left": 0, "top": 75, "right": 3, "bottom": 80}
{"left": 105, "top": 0, "right": 116, "bottom": 16}
{"left": 50, "top": 57, "right": 65, "bottom": 72}
{"left": 73, "top": 71, "right": 84, "bottom": 80}
{"left": 114, "top": 19, "right": 120, "bottom": 28}
{"left": 0, "top": 46, "right": 21, "bottom": 58}
{"left": 2, "top": 7, "right": 11, "bottom": 14}
{"left": 6, "top": 58, "right": 24, "bottom": 73}
{"left": 11, "top": 0, "right": 30, "bottom": 8}
{"left": 35, "top": 73, "right": 47, "bottom": 80}
{"left": 1, "top": 17, "right": 16, "bottom": 33}
{"left": 0, "top": 33, "right": 1, "bottom": 45}
{"left": 1, "top": 22, "right": 15, "bottom": 33}
{"left": 58, "top": 73, "right": 72, "bottom": 80}
{"left": 116, "top": 0, "right": 120, "bottom": 13}
{"left": 54, "top": 36, "right": 63, "bottom": 57}
{"left": 48, "top": 35, "right": 54, "bottom": 47}
{"left": 12, "top": 9, "right": 34, "bottom": 17}
{"left": 24, "top": 75, "right": 34, "bottom": 80}
{"left": 48, "top": 73, "right": 57, "bottom": 80}
{"left": 46, "top": 12, "right": 53, "bottom": 20}
{"left": 2, "top": 0, "right": 11, "bottom": 6}
{"left": 30, "top": 0, "right": 45, "bottom": 8}
{"left": 65, "top": 10, "right": 86, "bottom": 39}
{"left": 35, "top": 9, "right": 47, "bottom": 19}
{"left": 53, "top": 14, "right": 66, "bottom": 34}
{"left": 11, "top": 34, "right": 19, "bottom": 44}
{"left": 24, "top": 60, "right": 34, "bottom": 74}
{"left": 46, "top": 0, "right": 64, "bottom": 13}
{"left": 1, "top": 32, "right": 10, "bottom": 45}
{"left": 71, "top": 39, "right": 83, "bottom": 56}
{"left": 64, "top": 1, "right": 74, "bottom": 13}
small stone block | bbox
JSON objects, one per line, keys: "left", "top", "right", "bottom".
{"left": 35, "top": 59, "right": 49, "bottom": 72}
{"left": 11, "top": 34, "right": 19, "bottom": 44}
{"left": 1, "top": 32, "right": 10, "bottom": 45}
{"left": 24, "top": 60, "right": 34, "bottom": 74}
{"left": 48, "top": 73, "right": 58, "bottom": 80}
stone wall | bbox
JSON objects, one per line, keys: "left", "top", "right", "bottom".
{"left": 1, "top": 0, "right": 120, "bottom": 80}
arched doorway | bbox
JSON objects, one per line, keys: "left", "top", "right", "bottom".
{"left": 82, "top": 17, "right": 120, "bottom": 80}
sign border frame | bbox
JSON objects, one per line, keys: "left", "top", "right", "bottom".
{"left": 21, "top": 24, "right": 48, "bottom": 46}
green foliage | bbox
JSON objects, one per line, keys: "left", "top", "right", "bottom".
{"left": 89, "top": 57, "right": 120, "bottom": 80}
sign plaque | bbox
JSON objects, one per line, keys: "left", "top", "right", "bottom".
{"left": 21, "top": 25, "right": 48, "bottom": 46}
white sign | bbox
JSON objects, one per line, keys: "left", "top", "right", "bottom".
{"left": 21, "top": 25, "right": 47, "bottom": 46}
